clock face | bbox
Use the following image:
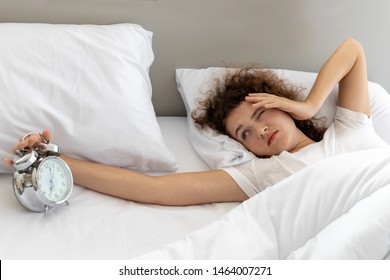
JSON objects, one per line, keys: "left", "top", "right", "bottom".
{"left": 36, "top": 157, "right": 73, "bottom": 204}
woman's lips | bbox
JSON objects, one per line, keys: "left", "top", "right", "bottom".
{"left": 268, "top": 131, "right": 278, "bottom": 146}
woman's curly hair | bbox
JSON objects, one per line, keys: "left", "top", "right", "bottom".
{"left": 191, "top": 67, "right": 325, "bottom": 144}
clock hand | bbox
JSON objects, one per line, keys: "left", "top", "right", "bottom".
{"left": 49, "top": 165, "right": 55, "bottom": 193}
{"left": 50, "top": 165, "right": 54, "bottom": 180}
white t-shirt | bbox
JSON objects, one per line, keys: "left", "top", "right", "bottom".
{"left": 222, "top": 107, "right": 389, "bottom": 197}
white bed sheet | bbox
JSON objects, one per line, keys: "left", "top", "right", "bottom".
{"left": 0, "top": 117, "right": 238, "bottom": 259}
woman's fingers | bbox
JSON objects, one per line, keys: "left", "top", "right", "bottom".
{"left": 12, "top": 139, "right": 29, "bottom": 154}
{"left": 245, "top": 93, "right": 315, "bottom": 120}
{"left": 4, "top": 130, "right": 52, "bottom": 168}
{"left": 41, "top": 129, "right": 51, "bottom": 142}
{"left": 245, "top": 93, "right": 288, "bottom": 109}
{"left": 3, "top": 158, "right": 13, "bottom": 167}
{"left": 12, "top": 130, "right": 51, "bottom": 153}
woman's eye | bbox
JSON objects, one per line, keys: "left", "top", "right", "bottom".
{"left": 242, "top": 130, "right": 249, "bottom": 140}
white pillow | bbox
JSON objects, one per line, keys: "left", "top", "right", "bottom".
{"left": 0, "top": 23, "right": 177, "bottom": 173}
{"left": 176, "top": 67, "right": 390, "bottom": 169}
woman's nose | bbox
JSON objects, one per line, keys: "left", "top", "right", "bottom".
{"left": 257, "top": 125, "right": 268, "bottom": 139}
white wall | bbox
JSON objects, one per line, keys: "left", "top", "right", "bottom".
{"left": 1, "top": 0, "right": 389, "bottom": 115}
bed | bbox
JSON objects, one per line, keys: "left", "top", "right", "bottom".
{"left": 1, "top": 1, "right": 390, "bottom": 261}
{"left": 0, "top": 117, "right": 239, "bottom": 259}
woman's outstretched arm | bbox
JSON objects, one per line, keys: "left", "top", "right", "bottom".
{"left": 4, "top": 131, "right": 248, "bottom": 206}
{"left": 62, "top": 155, "right": 248, "bottom": 206}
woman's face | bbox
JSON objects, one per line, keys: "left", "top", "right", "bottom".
{"left": 225, "top": 101, "right": 304, "bottom": 157}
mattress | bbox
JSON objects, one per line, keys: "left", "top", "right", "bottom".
{"left": 0, "top": 117, "right": 238, "bottom": 259}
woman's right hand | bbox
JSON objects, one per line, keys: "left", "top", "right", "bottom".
{"left": 3, "top": 129, "right": 52, "bottom": 167}
{"left": 245, "top": 93, "right": 318, "bottom": 120}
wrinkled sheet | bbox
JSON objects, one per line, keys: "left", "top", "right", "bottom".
{"left": 0, "top": 117, "right": 238, "bottom": 259}
{"left": 139, "top": 148, "right": 390, "bottom": 259}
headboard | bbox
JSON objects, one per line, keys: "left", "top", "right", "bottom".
{"left": 1, "top": 0, "right": 389, "bottom": 116}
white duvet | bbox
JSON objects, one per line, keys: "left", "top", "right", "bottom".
{"left": 139, "top": 148, "right": 390, "bottom": 259}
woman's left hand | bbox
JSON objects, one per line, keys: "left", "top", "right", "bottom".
{"left": 3, "top": 129, "right": 52, "bottom": 167}
{"left": 245, "top": 93, "right": 317, "bottom": 120}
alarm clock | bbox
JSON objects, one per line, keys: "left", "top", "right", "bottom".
{"left": 12, "top": 133, "right": 73, "bottom": 215}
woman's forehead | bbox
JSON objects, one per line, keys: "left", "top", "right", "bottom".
{"left": 225, "top": 101, "right": 256, "bottom": 133}
{"left": 230, "top": 101, "right": 256, "bottom": 119}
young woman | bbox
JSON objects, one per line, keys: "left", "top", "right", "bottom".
{"left": 4, "top": 38, "right": 388, "bottom": 205}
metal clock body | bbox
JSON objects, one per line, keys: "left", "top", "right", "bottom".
{"left": 12, "top": 134, "right": 73, "bottom": 215}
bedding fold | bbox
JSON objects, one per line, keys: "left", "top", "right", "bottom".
{"left": 138, "top": 148, "right": 390, "bottom": 259}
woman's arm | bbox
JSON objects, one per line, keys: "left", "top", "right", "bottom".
{"left": 62, "top": 155, "right": 248, "bottom": 206}
{"left": 246, "top": 38, "right": 370, "bottom": 118}
{"left": 306, "top": 37, "right": 370, "bottom": 116}
{"left": 4, "top": 131, "right": 248, "bottom": 206}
